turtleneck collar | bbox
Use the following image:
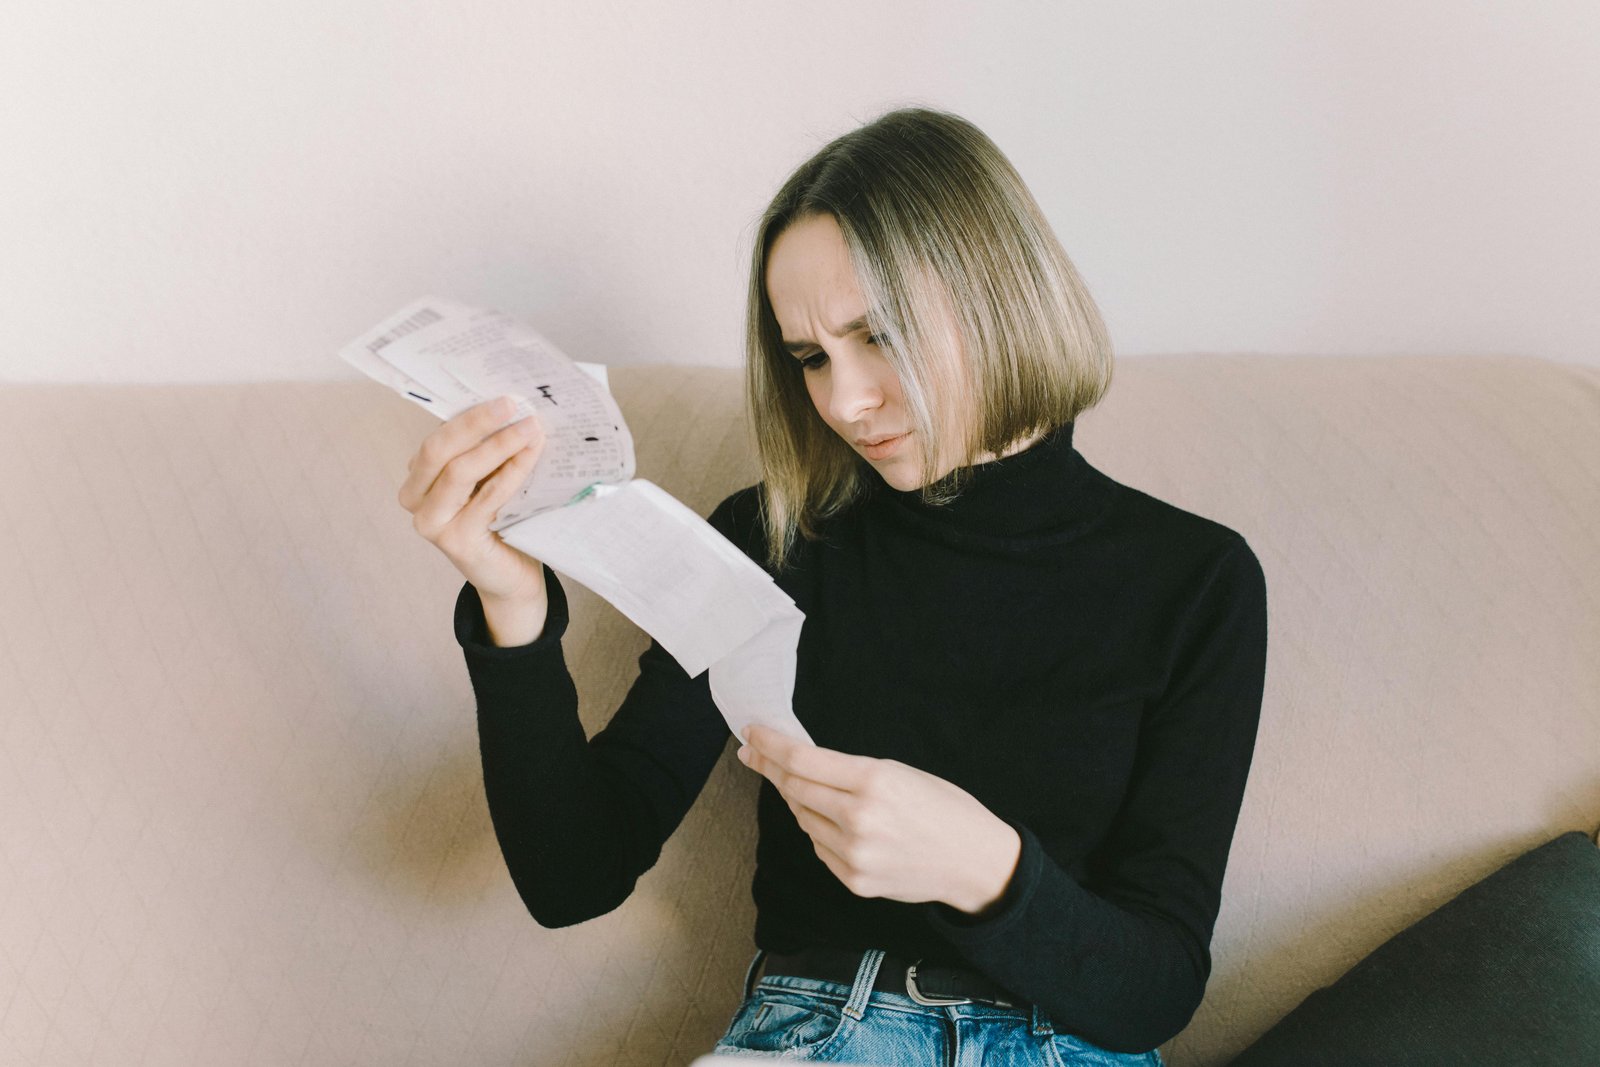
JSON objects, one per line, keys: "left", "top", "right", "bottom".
{"left": 864, "top": 420, "right": 1115, "bottom": 551}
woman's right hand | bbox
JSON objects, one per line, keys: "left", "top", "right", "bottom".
{"left": 398, "top": 395, "right": 549, "bottom": 604}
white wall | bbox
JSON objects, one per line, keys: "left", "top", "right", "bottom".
{"left": 3, "top": 0, "right": 1596, "bottom": 383}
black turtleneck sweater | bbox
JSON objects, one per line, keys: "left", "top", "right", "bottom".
{"left": 453, "top": 420, "right": 1269, "bottom": 1054}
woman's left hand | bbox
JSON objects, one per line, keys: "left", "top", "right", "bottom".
{"left": 737, "top": 723, "right": 1022, "bottom": 917}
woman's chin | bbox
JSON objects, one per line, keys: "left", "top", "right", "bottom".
{"left": 875, "top": 464, "right": 927, "bottom": 492}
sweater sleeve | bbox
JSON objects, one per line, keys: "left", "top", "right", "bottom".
{"left": 920, "top": 535, "right": 1269, "bottom": 1053}
{"left": 455, "top": 492, "right": 749, "bottom": 928}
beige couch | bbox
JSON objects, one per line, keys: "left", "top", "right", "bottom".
{"left": 3, "top": 353, "right": 1597, "bottom": 1066}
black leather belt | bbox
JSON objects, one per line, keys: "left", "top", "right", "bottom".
{"left": 757, "top": 948, "right": 1023, "bottom": 1009}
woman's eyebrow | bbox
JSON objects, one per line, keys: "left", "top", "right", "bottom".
{"left": 781, "top": 315, "right": 870, "bottom": 352}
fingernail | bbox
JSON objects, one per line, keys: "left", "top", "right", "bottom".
{"left": 737, "top": 746, "right": 749, "bottom": 762}
{"left": 494, "top": 395, "right": 515, "bottom": 417}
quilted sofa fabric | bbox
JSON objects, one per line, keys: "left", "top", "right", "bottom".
{"left": 0, "top": 354, "right": 1597, "bottom": 1066}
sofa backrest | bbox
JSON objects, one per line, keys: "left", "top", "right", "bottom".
{"left": 1, "top": 354, "right": 1595, "bottom": 1066}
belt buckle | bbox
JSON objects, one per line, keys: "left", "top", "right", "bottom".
{"left": 904, "top": 959, "right": 974, "bottom": 1007}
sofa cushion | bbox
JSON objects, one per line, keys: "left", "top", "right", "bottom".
{"left": 1222, "top": 829, "right": 1600, "bottom": 1066}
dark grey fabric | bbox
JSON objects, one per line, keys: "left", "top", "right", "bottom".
{"left": 1223, "top": 829, "right": 1600, "bottom": 1066}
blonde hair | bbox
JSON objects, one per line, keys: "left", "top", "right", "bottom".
{"left": 744, "top": 106, "right": 1114, "bottom": 574}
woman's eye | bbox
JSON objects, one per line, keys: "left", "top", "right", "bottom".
{"left": 797, "top": 334, "right": 880, "bottom": 370}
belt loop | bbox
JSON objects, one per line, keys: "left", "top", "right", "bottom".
{"left": 742, "top": 948, "right": 769, "bottom": 1001}
{"left": 842, "top": 948, "right": 887, "bottom": 1021}
{"left": 1031, "top": 1003, "right": 1054, "bottom": 1037}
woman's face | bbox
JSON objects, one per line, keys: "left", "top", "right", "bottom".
{"left": 765, "top": 212, "right": 1037, "bottom": 491}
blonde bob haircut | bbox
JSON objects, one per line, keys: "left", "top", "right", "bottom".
{"left": 745, "top": 106, "right": 1113, "bottom": 574}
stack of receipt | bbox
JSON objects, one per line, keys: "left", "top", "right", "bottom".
{"left": 338, "top": 296, "right": 813, "bottom": 746}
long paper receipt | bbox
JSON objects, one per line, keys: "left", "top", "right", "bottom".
{"left": 337, "top": 296, "right": 813, "bottom": 746}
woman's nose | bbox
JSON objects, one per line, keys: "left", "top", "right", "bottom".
{"left": 827, "top": 353, "right": 890, "bottom": 423}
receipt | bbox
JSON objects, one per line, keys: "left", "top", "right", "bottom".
{"left": 339, "top": 298, "right": 635, "bottom": 527}
{"left": 707, "top": 612, "right": 808, "bottom": 747}
{"left": 337, "top": 296, "right": 814, "bottom": 746}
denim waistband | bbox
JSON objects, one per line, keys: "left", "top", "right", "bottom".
{"left": 739, "top": 947, "right": 1061, "bottom": 1038}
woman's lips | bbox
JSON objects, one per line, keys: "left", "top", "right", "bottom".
{"left": 862, "top": 431, "right": 911, "bottom": 459}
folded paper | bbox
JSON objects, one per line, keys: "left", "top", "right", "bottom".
{"left": 337, "top": 296, "right": 814, "bottom": 746}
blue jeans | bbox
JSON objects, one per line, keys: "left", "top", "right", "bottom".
{"left": 710, "top": 947, "right": 1166, "bottom": 1066}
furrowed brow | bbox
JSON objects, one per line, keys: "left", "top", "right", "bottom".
{"left": 781, "top": 315, "right": 871, "bottom": 353}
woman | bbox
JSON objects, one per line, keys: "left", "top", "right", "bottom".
{"left": 399, "top": 107, "right": 1268, "bottom": 1065}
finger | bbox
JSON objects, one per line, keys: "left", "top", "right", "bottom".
{"left": 398, "top": 396, "right": 529, "bottom": 514}
{"left": 406, "top": 412, "right": 543, "bottom": 539}
{"left": 748, "top": 724, "right": 875, "bottom": 791}
{"left": 398, "top": 397, "right": 507, "bottom": 509}
{"left": 746, "top": 748, "right": 858, "bottom": 832}
{"left": 782, "top": 792, "right": 846, "bottom": 852}
{"left": 408, "top": 416, "right": 540, "bottom": 541}
{"left": 774, "top": 771, "right": 857, "bottom": 826}
{"left": 451, "top": 441, "right": 541, "bottom": 534}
